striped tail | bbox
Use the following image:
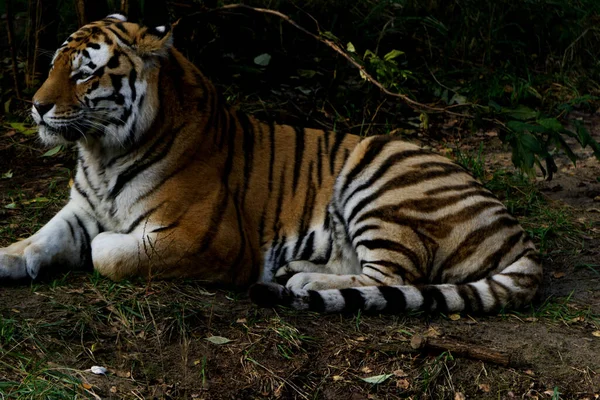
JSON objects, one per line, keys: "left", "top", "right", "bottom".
{"left": 250, "top": 255, "right": 542, "bottom": 314}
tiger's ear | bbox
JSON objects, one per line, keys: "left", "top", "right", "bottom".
{"left": 134, "top": 24, "right": 173, "bottom": 58}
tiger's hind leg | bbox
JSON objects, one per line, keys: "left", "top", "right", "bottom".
{"left": 283, "top": 208, "right": 423, "bottom": 291}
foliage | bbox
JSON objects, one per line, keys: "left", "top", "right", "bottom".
{"left": 2, "top": 0, "right": 600, "bottom": 174}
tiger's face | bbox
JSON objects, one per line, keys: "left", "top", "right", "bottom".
{"left": 32, "top": 14, "right": 172, "bottom": 148}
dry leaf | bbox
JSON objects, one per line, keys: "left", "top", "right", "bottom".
{"left": 552, "top": 271, "right": 566, "bottom": 279}
{"left": 393, "top": 369, "right": 408, "bottom": 377}
{"left": 479, "top": 383, "right": 490, "bottom": 392}
{"left": 396, "top": 378, "right": 410, "bottom": 389}
{"left": 110, "top": 386, "right": 117, "bottom": 393}
{"left": 333, "top": 375, "right": 343, "bottom": 381}
{"left": 360, "top": 366, "right": 373, "bottom": 373}
{"left": 454, "top": 392, "right": 466, "bottom": 400}
{"left": 82, "top": 383, "right": 92, "bottom": 390}
{"left": 424, "top": 327, "right": 442, "bottom": 338}
{"left": 449, "top": 313, "right": 461, "bottom": 321}
{"left": 592, "top": 330, "right": 600, "bottom": 337}
{"left": 236, "top": 318, "right": 247, "bottom": 324}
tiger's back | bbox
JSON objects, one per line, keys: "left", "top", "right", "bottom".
{"left": 0, "top": 15, "right": 542, "bottom": 314}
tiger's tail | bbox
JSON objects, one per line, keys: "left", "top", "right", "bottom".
{"left": 249, "top": 253, "right": 542, "bottom": 313}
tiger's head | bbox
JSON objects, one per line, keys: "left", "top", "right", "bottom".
{"left": 32, "top": 14, "right": 173, "bottom": 148}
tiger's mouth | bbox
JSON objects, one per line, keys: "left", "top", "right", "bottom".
{"left": 41, "top": 124, "right": 82, "bottom": 142}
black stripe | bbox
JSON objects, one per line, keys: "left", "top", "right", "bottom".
{"left": 65, "top": 219, "right": 76, "bottom": 240}
{"left": 258, "top": 208, "right": 268, "bottom": 246}
{"left": 352, "top": 224, "right": 379, "bottom": 240}
{"left": 419, "top": 286, "right": 449, "bottom": 313}
{"left": 292, "top": 126, "right": 305, "bottom": 194}
{"left": 340, "top": 136, "right": 389, "bottom": 192}
{"left": 115, "top": 22, "right": 128, "bottom": 33}
{"left": 355, "top": 238, "right": 421, "bottom": 270}
{"left": 124, "top": 203, "right": 164, "bottom": 234}
{"left": 106, "top": 27, "right": 132, "bottom": 46}
{"left": 128, "top": 69, "right": 137, "bottom": 102}
{"left": 457, "top": 284, "right": 484, "bottom": 313}
{"left": 424, "top": 181, "right": 482, "bottom": 196}
{"left": 362, "top": 263, "right": 395, "bottom": 278}
{"left": 347, "top": 163, "right": 470, "bottom": 224}
{"left": 307, "top": 290, "right": 326, "bottom": 312}
{"left": 329, "top": 131, "right": 346, "bottom": 175}
{"left": 378, "top": 286, "right": 407, "bottom": 312}
{"left": 109, "top": 125, "right": 181, "bottom": 198}
{"left": 316, "top": 136, "right": 323, "bottom": 186}
{"left": 341, "top": 149, "right": 428, "bottom": 206}
{"left": 471, "top": 230, "right": 526, "bottom": 280}
{"left": 268, "top": 121, "right": 276, "bottom": 192}
{"left": 151, "top": 220, "right": 180, "bottom": 233}
{"left": 271, "top": 163, "right": 287, "bottom": 234}
{"left": 293, "top": 164, "right": 316, "bottom": 258}
{"left": 299, "top": 231, "right": 315, "bottom": 260}
{"left": 73, "top": 179, "right": 96, "bottom": 213}
{"left": 229, "top": 188, "right": 247, "bottom": 278}
{"left": 340, "top": 288, "right": 365, "bottom": 312}
{"left": 397, "top": 190, "right": 498, "bottom": 213}
{"left": 437, "top": 216, "right": 521, "bottom": 281}
{"left": 73, "top": 214, "right": 92, "bottom": 270}
{"left": 199, "top": 188, "right": 230, "bottom": 254}
{"left": 239, "top": 112, "right": 255, "bottom": 204}
{"left": 221, "top": 111, "right": 238, "bottom": 186}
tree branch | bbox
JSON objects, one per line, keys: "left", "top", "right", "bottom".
{"left": 217, "top": 4, "right": 473, "bottom": 119}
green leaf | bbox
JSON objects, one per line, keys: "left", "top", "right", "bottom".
{"left": 502, "top": 105, "right": 537, "bottom": 121}
{"left": 520, "top": 133, "right": 543, "bottom": 154}
{"left": 449, "top": 93, "right": 467, "bottom": 105}
{"left": 537, "top": 118, "right": 563, "bottom": 132}
{"left": 9, "top": 122, "right": 37, "bottom": 135}
{"left": 297, "top": 69, "right": 317, "bottom": 79}
{"left": 1, "top": 170, "right": 13, "bottom": 179}
{"left": 321, "top": 31, "right": 339, "bottom": 41}
{"left": 363, "top": 49, "right": 377, "bottom": 60}
{"left": 4, "top": 202, "right": 17, "bottom": 209}
{"left": 41, "top": 145, "right": 63, "bottom": 157}
{"left": 346, "top": 42, "right": 356, "bottom": 53}
{"left": 205, "top": 336, "right": 233, "bottom": 345}
{"left": 253, "top": 53, "right": 271, "bottom": 67}
{"left": 383, "top": 49, "right": 404, "bottom": 61}
{"left": 506, "top": 121, "right": 546, "bottom": 133}
{"left": 361, "top": 374, "right": 393, "bottom": 385}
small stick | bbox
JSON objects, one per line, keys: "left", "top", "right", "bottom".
{"left": 410, "top": 334, "right": 511, "bottom": 367}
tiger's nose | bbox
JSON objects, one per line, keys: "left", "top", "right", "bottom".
{"left": 33, "top": 102, "right": 54, "bottom": 117}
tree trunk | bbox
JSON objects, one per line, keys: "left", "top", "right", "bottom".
{"left": 5, "top": 0, "right": 22, "bottom": 99}
{"left": 74, "top": 0, "right": 110, "bottom": 26}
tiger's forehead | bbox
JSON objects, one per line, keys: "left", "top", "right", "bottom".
{"left": 52, "top": 20, "right": 139, "bottom": 68}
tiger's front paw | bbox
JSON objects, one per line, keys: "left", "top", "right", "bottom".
{"left": 0, "top": 240, "right": 42, "bottom": 279}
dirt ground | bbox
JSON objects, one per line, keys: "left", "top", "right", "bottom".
{"left": 0, "top": 112, "right": 599, "bottom": 399}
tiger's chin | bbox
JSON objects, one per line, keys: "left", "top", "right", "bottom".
{"left": 38, "top": 125, "right": 87, "bottom": 146}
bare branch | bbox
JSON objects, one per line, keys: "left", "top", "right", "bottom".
{"left": 216, "top": 4, "right": 473, "bottom": 119}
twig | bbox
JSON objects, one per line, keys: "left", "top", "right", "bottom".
{"left": 215, "top": 4, "right": 473, "bottom": 119}
{"left": 410, "top": 334, "right": 511, "bottom": 367}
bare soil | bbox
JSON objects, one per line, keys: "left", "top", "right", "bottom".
{"left": 0, "top": 114, "right": 599, "bottom": 399}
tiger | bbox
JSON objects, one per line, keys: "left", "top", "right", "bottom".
{"left": 0, "top": 15, "right": 542, "bottom": 314}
